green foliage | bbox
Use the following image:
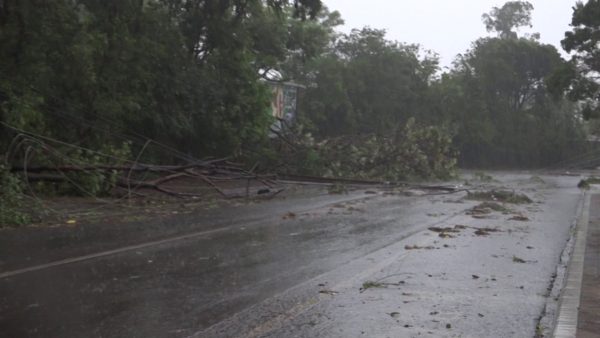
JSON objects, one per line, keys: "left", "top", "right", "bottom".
{"left": 301, "top": 28, "right": 438, "bottom": 137}
{"left": 562, "top": 0, "right": 600, "bottom": 120}
{"left": 0, "top": 0, "right": 322, "bottom": 162}
{"left": 578, "top": 177, "right": 600, "bottom": 189}
{"left": 0, "top": 164, "right": 30, "bottom": 227}
{"left": 0, "top": 0, "right": 591, "bottom": 191}
{"left": 435, "top": 36, "right": 587, "bottom": 167}
{"left": 466, "top": 190, "right": 532, "bottom": 204}
{"left": 482, "top": 1, "right": 534, "bottom": 39}
{"left": 272, "top": 119, "right": 457, "bottom": 181}
{"left": 295, "top": 7, "right": 586, "bottom": 170}
{"left": 361, "top": 281, "right": 384, "bottom": 290}
{"left": 62, "top": 142, "right": 132, "bottom": 197}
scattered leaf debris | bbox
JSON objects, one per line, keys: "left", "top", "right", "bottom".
{"left": 467, "top": 202, "right": 510, "bottom": 216}
{"left": 466, "top": 190, "right": 532, "bottom": 204}
{"left": 578, "top": 177, "right": 600, "bottom": 189}
{"left": 405, "top": 245, "right": 435, "bottom": 250}
{"left": 428, "top": 225, "right": 465, "bottom": 238}
{"left": 512, "top": 256, "right": 526, "bottom": 263}
{"left": 473, "top": 227, "right": 501, "bottom": 236}
{"left": 509, "top": 214, "right": 530, "bottom": 221}
{"left": 360, "top": 281, "right": 385, "bottom": 292}
{"left": 428, "top": 226, "right": 461, "bottom": 233}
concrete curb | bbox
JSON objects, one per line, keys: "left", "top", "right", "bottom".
{"left": 553, "top": 191, "right": 591, "bottom": 337}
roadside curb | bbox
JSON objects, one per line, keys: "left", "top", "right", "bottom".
{"left": 553, "top": 191, "right": 591, "bottom": 337}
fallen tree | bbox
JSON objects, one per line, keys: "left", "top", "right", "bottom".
{"left": 268, "top": 118, "right": 458, "bottom": 181}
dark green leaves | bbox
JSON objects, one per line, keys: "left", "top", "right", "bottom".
{"left": 562, "top": 1, "right": 600, "bottom": 112}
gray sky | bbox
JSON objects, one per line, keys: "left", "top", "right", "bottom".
{"left": 322, "top": 0, "right": 579, "bottom": 69}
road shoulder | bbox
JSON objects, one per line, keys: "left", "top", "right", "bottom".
{"left": 577, "top": 192, "right": 600, "bottom": 337}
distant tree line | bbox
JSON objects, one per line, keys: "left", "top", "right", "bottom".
{"left": 0, "top": 0, "right": 598, "bottom": 170}
{"left": 298, "top": 1, "right": 590, "bottom": 168}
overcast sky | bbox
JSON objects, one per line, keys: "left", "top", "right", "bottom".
{"left": 322, "top": 0, "right": 579, "bottom": 69}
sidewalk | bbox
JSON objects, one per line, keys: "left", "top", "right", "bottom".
{"left": 554, "top": 191, "right": 600, "bottom": 338}
{"left": 577, "top": 193, "right": 600, "bottom": 337}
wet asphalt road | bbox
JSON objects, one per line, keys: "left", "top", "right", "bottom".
{"left": 0, "top": 173, "right": 584, "bottom": 337}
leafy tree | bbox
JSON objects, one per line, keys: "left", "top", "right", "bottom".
{"left": 302, "top": 28, "right": 439, "bottom": 136}
{"left": 0, "top": 0, "right": 324, "bottom": 160}
{"left": 438, "top": 36, "right": 584, "bottom": 166}
{"left": 281, "top": 5, "right": 344, "bottom": 81}
{"left": 562, "top": 0, "right": 600, "bottom": 117}
{"left": 482, "top": 1, "right": 534, "bottom": 39}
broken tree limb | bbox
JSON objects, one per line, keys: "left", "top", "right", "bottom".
{"left": 278, "top": 174, "right": 459, "bottom": 192}
{"left": 183, "top": 169, "right": 228, "bottom": 198}
{"left": 147, "top": 172, "right": 190, "bottom": 186}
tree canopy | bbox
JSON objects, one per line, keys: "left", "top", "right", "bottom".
{"left": 0, "top": 0, "right": 323, "bottom": 160}
{"left": 482, "top": 1, "right": 534, "bottom": 39}
{"left": 0, "top": 0, "right": 591, "bottom": 178}
{"left": 562, "top": 0, "right": 600, "bottom": 118}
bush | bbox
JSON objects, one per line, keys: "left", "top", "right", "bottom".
{"left": 0, "top": 164, "right": 30, "bottom": 227}
{"left": 61, "top": 142, "right": 132, "bottom": 197}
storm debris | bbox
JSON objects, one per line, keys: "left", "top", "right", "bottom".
{"left": 467, "top": 202, "right": 510, "bottom": 215}
{"left": 428, "top": 225, "right": 465, "bottom": 239}
{"left": 428, "top": 226, "right": 461, "bottom": 233}
{"left": 473, "top": 227, "right": 502, "bottom": 236}
{"left": 360, "top": 281, "right": 384, "bottom": 291}
{"left": 282, "top": 212, "right": 297, "bottom": 219}
{"left": 529, "top": 176, "right": 545, "bottom": 184}
{"left": 405, "top": 245, "right": 435, "bottom": 250}
{"left": 578, "top": 177, "right": 600, "bottom": 189}
{"left": 466, "top": 190, "right": 532, "bottom": 204}
{"left": 474, "top": 229, "right": 488, "bottom": 236}
{"left": 512, "top": 256, "right": 526, "bottom": 263}
{"left": 509, "top": 214, "right": 530, "bottom": 221}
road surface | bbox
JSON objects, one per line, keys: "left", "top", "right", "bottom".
{"left": 0, "top": 173, "right": 585, "bottom": 337}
